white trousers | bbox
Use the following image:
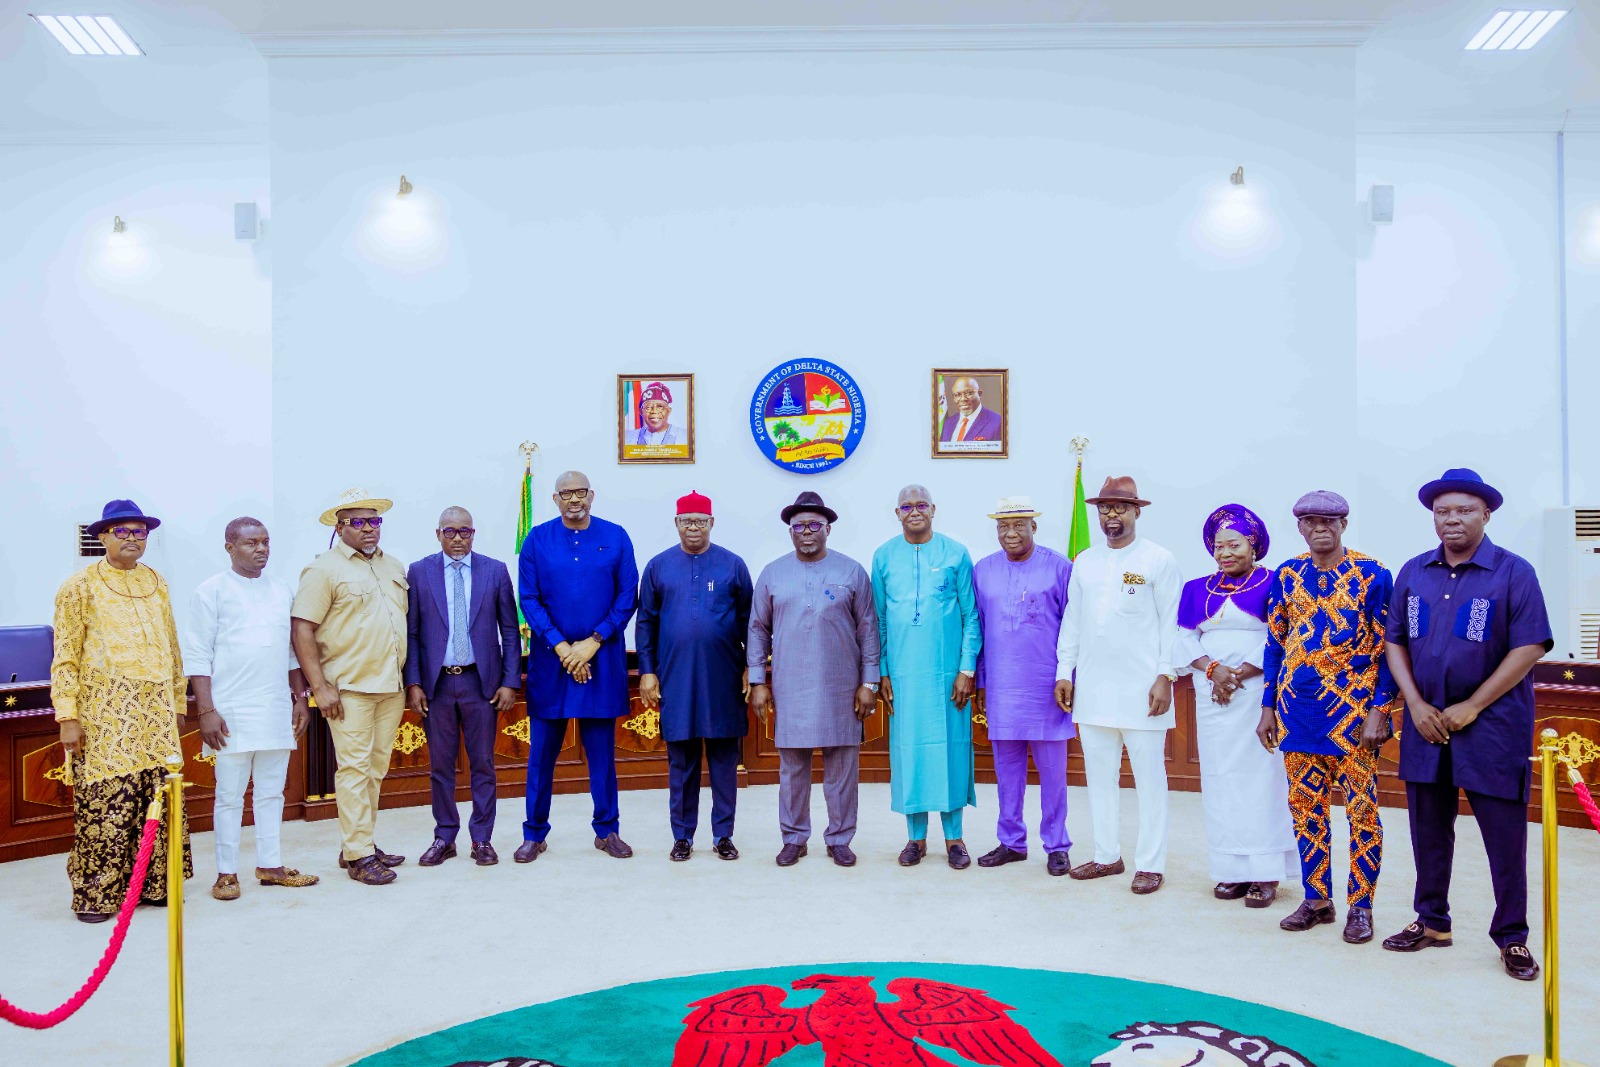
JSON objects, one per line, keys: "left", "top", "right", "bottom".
{"left": 1077, "top": 723, "right": 1169, "bottom": 874}
{"left": 212, "top": 749, "right": 290, "bottom": 874}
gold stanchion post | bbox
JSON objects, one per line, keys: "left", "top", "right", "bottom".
{"left": 164, "top": 763, "right": 186, "bottom": 1067}
{"left": 1494, "top": 729, "right": 1588, "bottom": 1067}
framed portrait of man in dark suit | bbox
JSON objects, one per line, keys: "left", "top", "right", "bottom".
{"left": 932, "top": 369, "right": 1008, "bottom": 458}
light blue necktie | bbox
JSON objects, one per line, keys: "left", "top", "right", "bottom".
{"left": 450, "top": 561, "right": 470, "bottom": 664}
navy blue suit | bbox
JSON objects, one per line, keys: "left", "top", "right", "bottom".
{"left": 405, "top": 551, "right": 521, "bottom": 845}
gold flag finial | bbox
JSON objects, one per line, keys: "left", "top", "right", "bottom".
{"left": 519, "top": 440, "right": 540, "bottom": 469}
{"left": 1069, "top": 436, "right": 1089, "bottom": 462}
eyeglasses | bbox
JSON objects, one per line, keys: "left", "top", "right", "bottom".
{"left": 676, "top": 518, "right": 710, "bottom": 530}
{"left": 440, "top": 527, "right": 475, "bottom": 538}
{"left": 340, "top": 517, "right": 384, "bottom": 529}
{"left": 897, "top": 503, "right": 931, "bottom": 514}
{"left": 1096, "top": 504, "right": 1133, "bottom": 517}
{"left": 108, "top": 526, "right": 149, "bottom": 541}
{"left": 555, "top": 489, "right": 591, "bottom": 503}
{"left": 790, "top": 520, "right": 827, "bottom": 534}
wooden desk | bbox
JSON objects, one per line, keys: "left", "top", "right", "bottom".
{"left": 6, "top": 660, "right": 1599, "bottom": 863}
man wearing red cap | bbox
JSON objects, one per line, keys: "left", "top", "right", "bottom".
{"left": 636, "top": 491, "right": 753, "bottom": 860}
{"left": 634, "top": 382, "right": 686, "bottom": 446}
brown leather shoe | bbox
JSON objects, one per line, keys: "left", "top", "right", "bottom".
{"left": 211, "top": 874, "right": 241, "bottom": 901}
{"left": 1131, "top": 871, "right": 1164, "bottom": 895}
{"left": 514, "top": 840, "right": 547, "bottom": 863}
{"left": 346, "top": 854, "right": 397, "bottom": 885}
{"left": 1244, "top": 882, "right": 1278, "bottom": 909}
{"left": 1383, "top": 921, "right": 1453, "bottom": 952}
{"left": 826, "top": 844, "right": 857, "bottom": 867}
{"left": 418, "top": 839, "right": 457, "bottom": 867}
{"left": 594, "top": 832, "right": 634, "bottom": 859}
{"left": 1068, "top": 858, "right": 1125, "bottom": 880}
{"left": 471, "top": 842, "right": 499, "bottom": 866}
{"left": 256, "top": 867, "right": 319, "bottom": 888}
{"left": 338, "top": 846, "right": 405, "bottom": 870}
{"left": 946, "top": 841, "right": 971, "bottom": 870}
{"left": 1343, "top": 906, "right": 1375, "bottom": 944}
{"left": 1279, "top": 900, "right": 1336, "bottom": 931}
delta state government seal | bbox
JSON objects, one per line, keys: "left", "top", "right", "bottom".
{"left": 750, "top": 360, "right": 866, "bottom": 474}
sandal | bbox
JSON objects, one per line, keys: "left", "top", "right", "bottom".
{"left": 1245, "top": 881, "right": 1278, "bottom": 908}
{"left": 257, "top": 867, "right": 321, "bottom": 888}
{"left": 211, "top": 874, "right": 241, "bottom": 901}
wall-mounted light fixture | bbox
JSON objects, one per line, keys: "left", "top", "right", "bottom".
{"left": 30, "top": 14, "right": 144, "bottom": 56}
{"left": 112, "top": 215, "right": 126, "bottom": 233}
{"left": 1465, "top": 10, "right": 1568, "bottom": 51}
{"left": 1230, "top": 167, "right": 1245, "bottom": 187}
{"left": 397, "top": 175, "right": 413, "bottom": 198}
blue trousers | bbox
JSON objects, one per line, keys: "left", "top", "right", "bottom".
{"left": 423, "top": 667, "right": 498, "bottom": 845}
{"left": 522, "top": 717, "right": 619, "bottom": 842}
{"left": 667, "top": 737, "right": 740, "bottom": 842}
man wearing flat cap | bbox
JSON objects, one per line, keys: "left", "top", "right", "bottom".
{"left": 1260, "top": 489, "right": 1397, "bottom": 944}
{"left": 1054, "top": 476, "right": 1182, "bottom": 895}
{"left": 292, "top": 488, "right": 410, "bottom": 885}
{"left": 52, "top": 499, "right": 192, "bottom": 921}
{"left": 1381, "top": 469, "right": 1552, "bottom": 981}
{"left": 636, "top": 491, "right": 753, "bottom": 861}
{"left": 749, "top": 491, "right": 881, "bottom": 868}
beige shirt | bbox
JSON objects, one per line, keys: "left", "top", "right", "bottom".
{"left": 291, "top": 539, "right": 408, "bottom": 694}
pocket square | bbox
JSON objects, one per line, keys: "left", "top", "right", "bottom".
{"left": 1123, "top": 572, "right": 1147, "bottom": 585}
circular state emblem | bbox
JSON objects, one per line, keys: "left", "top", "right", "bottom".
{"left": 750, "top": 360, "right": 866, "bottom": 474}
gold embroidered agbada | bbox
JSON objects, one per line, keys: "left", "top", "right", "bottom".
{"left": 52, "top": 561, "right": 192, "bottom": 914}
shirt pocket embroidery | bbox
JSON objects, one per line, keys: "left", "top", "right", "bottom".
{"left": 1406, "top": 595, "right": 1429, "bottom": 640}
{"left": 1453, "top": 598, "right": 1494, "bottom": 643}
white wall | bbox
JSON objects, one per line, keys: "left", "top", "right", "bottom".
{"left": 267, "top": 47, "right": 1357, "bottom": 599}
{"left": 0, "top": 144, "right": 272, "bottom": 627}
{"left": 1567, "top": 132, "right": 1600, "bottom": 503}
{"left": 1355, "top": 132, "right": 1566, "bottom": 573}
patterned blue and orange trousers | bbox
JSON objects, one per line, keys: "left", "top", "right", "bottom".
{"left": 1283, "top": 749, "right": 1382, "bottom": 909}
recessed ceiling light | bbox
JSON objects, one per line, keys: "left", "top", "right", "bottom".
{"left": 30, "top": 14, "right": 143, "bottom": 56}
{"left": 1464, "top": 9, "right": 1569, "bottom": 50}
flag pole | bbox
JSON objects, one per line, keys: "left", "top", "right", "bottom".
{"left": 516, "top": 441, "right": 540, "bottom": 654}
{"left": 1068, "top": 436, "right": 1091, "bottom": 561}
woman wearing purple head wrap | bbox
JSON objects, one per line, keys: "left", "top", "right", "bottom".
{"left": 1174, "top": 504, "right": 1298, "bottom": 910}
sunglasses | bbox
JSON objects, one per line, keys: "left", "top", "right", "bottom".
{"left": 439, "top": 527, "right": 475, "bottom": 538}
{"left": 108, "top": 526, "right": 149, "bottom": 541}
{"left": 897, "top": 502, "right": 931, "bottom": 514}
{"left": 790, "top": 520, "right": 827, "bottom": 534}
{"left": 555, "top": 489, "right": 591, "bottom": 503}
{"left": 340, "top": 517, "right": 384, "bottom": 529}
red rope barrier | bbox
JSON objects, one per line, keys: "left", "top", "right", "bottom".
{"left": 1573, "top": 777, "right": 1600, "bottom": 836}
{"left": 0, "top": 815, "right": 162, "bottom": 1029}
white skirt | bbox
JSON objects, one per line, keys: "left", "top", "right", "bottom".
{"left": 1194, "top": 677, "right": 1300, "bottom": 883}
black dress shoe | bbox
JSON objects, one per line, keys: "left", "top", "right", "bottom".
{"left": 979, "top": 844, "right": 1027, "bottom": 868}
{"left": 1214, "top": 881, "right": 1249, "bottom": 900}
{"left": 1502, "top": 942, "right": 1540, "bottom": 981}
{"left": 471, "top": 842, "right": 498, "bottom": 866}
{"left": 1279, "top": 901, "right": 1336, "bottom": 931}
{"left": 898, "top": 841, "right": 926, "bottom": 867}
{"left": 346, "top": 854, "right": 397, "bottom": 885}
{"left": 419, "top": 840, "right": 457, "bottom": 867}
{"left": 1343, "top": 906, "right": 1375, "bottom": 944}
{"left": 75, "top": 911, "right": 112, "bottom": 924}
{"left": 1047, "top": 851, "right": 1071, "bottom": 877}
{"left": 338, "top": 846, "right": 405, "bottom": 870}
{"left": 826, "top": 844, "right": 857, "bottom": 867}
{"left": 776, "top": 843, "right": 807, "bottom": 867}
{"left": 595, "top": 833, "right": 634, "bottom": 859}
{"left": 670, "top": 839, "right": 693, "bottom": 862}
{"left": 514, "top": 840, "right": 548, "bottom": 864}
{"left": 946, "top": 842, "right": 971, "bottom": 870}
{"left": 1383, "top": 921, "right": 1453, "bottom": 952}
{"left": 714, "top": 837, "right": 739, "bottom": 860}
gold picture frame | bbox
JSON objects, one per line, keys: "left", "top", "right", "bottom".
{"left": 617, "top": 374, "right": 695, "bottom": 464}
{"left": 931, "top": 369, "right": 1008, "bottom": 459}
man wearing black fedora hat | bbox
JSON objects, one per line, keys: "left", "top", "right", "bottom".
{"left": 1381, "top": 468, "right": 1553, "bottom": 981}
{"left": 748, "top": 491, "right": 881, "bottom": 868}
{"left": 51, "top": 499, "right": 193, "bottom": 922}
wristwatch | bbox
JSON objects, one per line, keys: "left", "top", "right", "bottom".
{"left": 1161, "top": 671, "right": 1178, "bottom": 682}
{"left": 864, "top": 683, "right": 880, "bottom": 693}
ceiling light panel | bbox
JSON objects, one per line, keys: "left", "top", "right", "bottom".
{"left": 29, "top": 14, "right": 143, "bottom": 55}
{"left": 1465, "top": 9, "right": 1570, "bottom": 50}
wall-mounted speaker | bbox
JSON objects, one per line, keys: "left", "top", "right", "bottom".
{"left": 1370, "top": 185, "right": 1394, "bottom": 225}
{"left": 234, "top": 202, "right": 259, "bottom": 240}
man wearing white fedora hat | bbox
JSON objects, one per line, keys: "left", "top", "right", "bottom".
{"left": 292, "top": 488, "right": 411, "bottom": 886}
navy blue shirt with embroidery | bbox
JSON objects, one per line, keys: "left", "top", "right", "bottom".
{"left": 1387, "top": 537, "right": 1552, "bottom": 802}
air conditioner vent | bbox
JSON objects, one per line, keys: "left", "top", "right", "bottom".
{"left": 77, "top": 525, "right": 106, "bottom": 558}
{"left": 1577, "top": 510, "right": 1600, "bottom": 541}
{"left": 1581, "top": 614, "right": 1600, "bottom": 661}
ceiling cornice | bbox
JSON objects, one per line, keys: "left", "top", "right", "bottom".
{"left": 1359, "top": 113, "right": 1600, "bottom": 134}
{"left": 248, "top": 21, "right": 1381, "bottom": 58}
{"left": 0, "top": 130, "right": 267, "bottom": 147}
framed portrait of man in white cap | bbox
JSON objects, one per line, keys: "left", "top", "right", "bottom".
{"left": 617, "top": 374, "right": 694, "bottom": 464}
{"left": 932, "top": 368, "right": 1008, "bottom": 459}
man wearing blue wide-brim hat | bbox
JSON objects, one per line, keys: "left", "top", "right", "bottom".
{"left": 1380, "top": 468, "right": 1553, "bottom": 982}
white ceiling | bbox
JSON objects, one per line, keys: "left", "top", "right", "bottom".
{"left": 0, "top": 0, "right": 1594, "bottom": 140}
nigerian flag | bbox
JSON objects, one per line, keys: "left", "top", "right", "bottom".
{"left": 1067, "top": 458, "right": 1091, "bottom": 561}
{"left": 516, "top": 457, "right": 534, "bottom": 651}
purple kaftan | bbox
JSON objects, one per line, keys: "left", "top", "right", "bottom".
{"left": 972, "top": 546, "right": 1074, "bottom": 742}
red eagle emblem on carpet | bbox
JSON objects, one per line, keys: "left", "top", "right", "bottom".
{"left": 672, "top": 973, "right": 1062, "bottom": 1067}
